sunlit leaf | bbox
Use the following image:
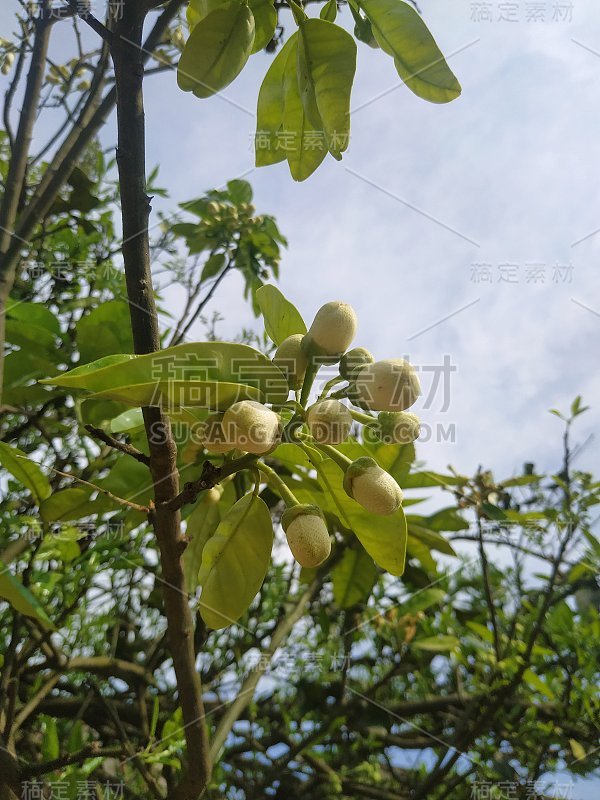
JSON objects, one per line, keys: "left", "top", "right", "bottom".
{"left": 198, "top": 493, "right": 273, "bottom": 628}
{"left": 255, "top": 284, "right": 307, "bottom": 345}
{"left": 178, "top": 2, "right": 255, "bottom": 98}
{"left": 360, "top": 0, "right": 461, "bottom": 103}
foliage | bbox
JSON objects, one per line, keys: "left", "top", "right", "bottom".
{"left": 177, "top": 0, "right": 461, "bottom": 179}
{"left": 0, "top": 5, "right": 597, "bottom": 800}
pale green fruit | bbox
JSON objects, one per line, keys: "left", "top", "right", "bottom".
{"left": 200, "top": 413, "right": 235, "bottom": 454}
{"left": 306, "top": 399, "right": 352, "bottom": 445}
{"left": 222, "top": 400, "right": 281, "bottom": 455}
{"left": 339, "top": 347, "right": 374, "bottom": 381}
{"left": 344, "top": 457, "right": 403, "bottom": 516}
{"left": 303, "top": 301, "right": 358, "bottom": 360}
{"left": 282, "top": 505, "right": 331, "bottom": 567}
{"left": 376, "top": 411, "right": 420, "bottom": 444}
{"left": 273, "top": 334, "right": 308, "bottom": 390}
{"left": 354, "top": 359, "right": 420, "bottom": 412}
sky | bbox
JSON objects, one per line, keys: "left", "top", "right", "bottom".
{"left": 139, "top": 0, "right": 600, "bottom": 484}
{"left": 1, "top": 1, "right": 599, "bottom": 796}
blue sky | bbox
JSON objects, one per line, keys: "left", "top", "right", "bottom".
{"left": 1, "top": 1, "right": 599, "bottom": 795}
{"left": 137, "top": 0, "right": 600, "bottom": 484}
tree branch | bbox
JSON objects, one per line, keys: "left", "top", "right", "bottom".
{"left": 109, "top": 4, "right": 210, "bottom": 798}
{"left": 84, "top": 423, "right": 151, "bottom": 465}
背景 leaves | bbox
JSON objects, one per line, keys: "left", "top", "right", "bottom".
{"left": 178, "top": 2, "right": 255, "bottom": 98}
{"left": 0, "top": 441, "right": 51, "bottom": 506}
{"left": 198, "top": 493, "right": 273, "bottom": 628}
{"left": 0, "top": 562, "right": 55, "bottom": 629}
{"left": 297, "top": 19, "right": 356, "bottom": 157}
{"left": 332, "top": 545, "right": 378, "bottom": 608}
{"left": 255, "top": 284, "right": 307, "bottom": 345}
{"left": 41, "top": 342, "right": 289, "bottom": 408}
{"left": 360, "top": 0, "right": 461, "bottom": 103}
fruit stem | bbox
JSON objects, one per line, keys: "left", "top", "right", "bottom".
{"left": 349, "top": 409, "right": 376, "bottom": 426}
{"left": 257, "top": 461, "right": 299, "bottom": 507}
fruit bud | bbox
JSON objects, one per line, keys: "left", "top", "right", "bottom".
{"left": 306, "top": 399, "right": 352, "bottom": 445}
{"left": 200, "top": 413, "right": 235, "bottom": 454}
{"left": 273, "top": 334, "right": 308, "bottom": 390}
{"left": 205, "top": 485, "right": 223, "bottom": 505}
{"left": 353, "top": 359, "right": 420, "bottom": 412}
{"left": 206, "top": 201, "right": 219, "bottom": 216}
{"left": 343, "top": 457, "right": 403, "bottom": 516}
{"left": 340, "top": 347, "right": 374, "bottom": 381}
{"left": 375, "top": 411, "right": 420, "bottom": 444}
{"left": 222, "top": 400, "right": 281, "bottom": 455}
{"left": 282, "top": 504, "right": 331, "bottom": 567}
{"left": 302, "top": 301, "right": 358, "bottom": 361}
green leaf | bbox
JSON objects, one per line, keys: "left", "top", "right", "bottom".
{"left": 255, "top": 284, "right": 307, "bottom": 345}
{"left": 481, "top": 502, "right": 507, "bottom": 521}
{"left": 0, "top": 561, "right": 55, "bottom": 629}
{"left": 6, "top": 300, "right": 60, "bottom": 336}
{"left": 425, "top": 507, "right": 469, "bottom": 532}
{"left": 249, "top": 0, "right": 277, "bottom": 53}
{"left": 41, "top": 716, "right": 60, "bottom": 761}
{"left": 320, "top": 0, "right": 337, "bottom": 22}
{"left": 40, "top": 488, "right": 116, "bottom": 523}
{"left": 297, "top": 19, "right": 356, "bottom": 157}
{"left": 332, "top": 546, "right": 378, "bottom": 608}
{"left": 198, "top": 493, "right": 273, "bottom": 628}
{"left": 76, "top": 300, "right": 134, "bottom": 364}
{"left": 187, "top": 0, "right": 223, "bottom": 29}
{"left": 256, "top": 34, "right": 298, "bottom": 167}
{"left": 360, "top": 0, "right": 461, "bottom": 103}
{"left": 402, "top": 470, "right": 468, "bottom": 489}
{"left": 407, "top": 523, "right": 456, "bottom": 556}
{"left": 110, "top": 408, "right": 145, "bottom": 434}
{"left": 227, "top": 178, "right": 253, "bottom": 204}
{"left": 396, "top": 587, "right": 445, "bottom": 616}
{"left": 87, "top": 379, "right": 265, "bottom": 411}
{"left": 316, "top": 459, "right": 407, "bottom": 576}
{"left": 182, "top": 496, "right": 222, "bottom": 594}
{"left": 178, "top": 2, "right": 255, "bottom": 98}
{"left": 412, "top": 634, "right": 459, "bottom": 652}
{"left": 500, "top": 475, "right": 542, "bottom": 487}
{"left": 201, "top": 253, "right": 226, "bottom": 281}
{"left": 0, "top": 441, "right": 51, "bottom": 505}
{"left": 41, "top": 342, "right": 289, "bottom": 407}
{"left": 523, "top": 668, "right": 555, "bottom": 700}
{"left": 282, "top": 35, "right": 328, "bottom": 181}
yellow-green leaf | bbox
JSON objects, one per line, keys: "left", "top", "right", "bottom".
{"left": 255, "top": 284, "right": 306, "bottom": 345}
{"left": 412, "top": 635, "right": 459, "bottom": 652}
{"left": 282, "top": 36, "right": 328, "bottom": 182}
{"left": 256, "top": 33, "right": 297, "bottom": 167}
{"left": 297, "top": 19, "right": 356, "bottom": 157}
{"left": 249, "top": 0, "right": 277, "bottom": 53}
{"left": 198, "top": 493, "right": 273, "bottom": 628}
{"left": 569, "top": 739, "right": 586, "bottom": 762}
{"left": 178, "top": 2, "right": 255, "bottom": 99}
{"left": 360, "top": 0, "right": 461, "bottom": 103}
{"left": 41, "top": 342, "right": 289, "bottom": 407}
